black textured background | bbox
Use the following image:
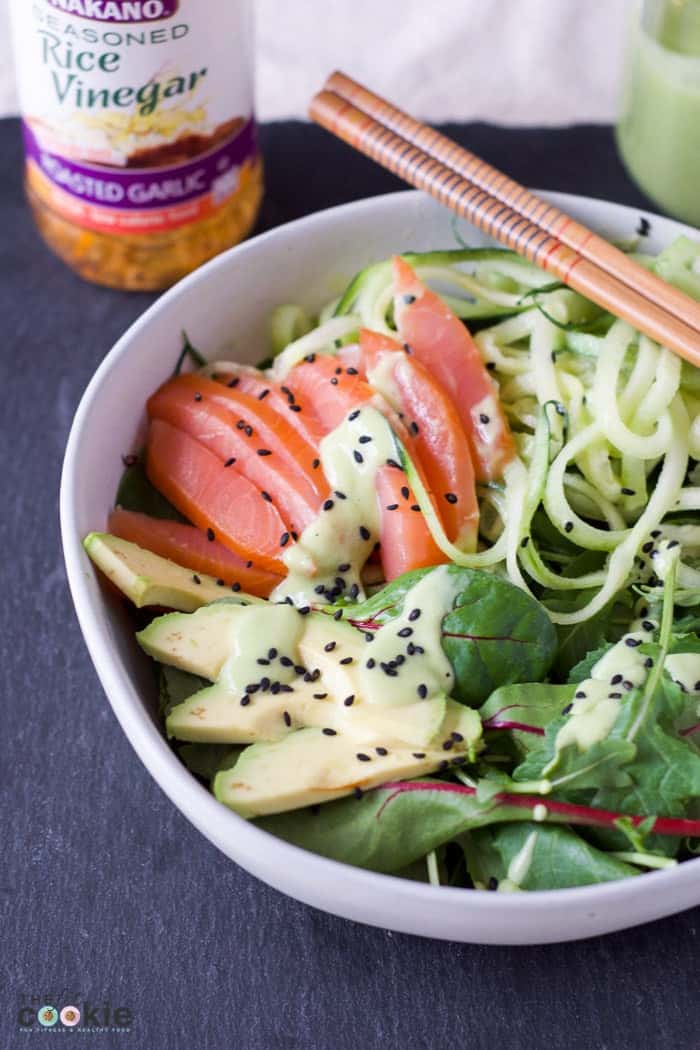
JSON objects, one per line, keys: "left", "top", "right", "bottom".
{"left": 2, "top": 117, "right": 697, "bottom": 1050}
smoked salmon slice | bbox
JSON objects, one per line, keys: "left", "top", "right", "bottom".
{"left": 375, "top": 464, "right": 448, "bottom": 581}
{"left": 108, "top": 508, "right": 282, "bottom": 597}
{"left": 359, "top": 328, "right": 479, "bottom": 551}
{"left": 146, "top": 418, "right": 289, "bottom": 574}
{"left": 210, "top": 365, "right": 327, "bottom": 449}
{"left": 148, "top": 375, "right": 325, "bottom": 532}
{"left": 392, "top": 256, "right": 515, "bottom": 483}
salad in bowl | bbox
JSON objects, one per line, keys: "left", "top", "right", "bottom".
{"left": 80, "top": 225, "right": 700, "bottom": 897}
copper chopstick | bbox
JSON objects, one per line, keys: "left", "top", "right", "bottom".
{"left": 309, "top": 85, "right": 700, "bottom": 369}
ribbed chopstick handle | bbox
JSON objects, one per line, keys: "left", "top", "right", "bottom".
{"left": 309, "top": 89, "right": 700, "bottom": 367}
{"left": 325, "top": 70, "right": 700, "bottom": 339}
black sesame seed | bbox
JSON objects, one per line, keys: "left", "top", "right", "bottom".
{"left": 409, "top": 421, "right": 419, "bottom": 436}
{"left": 324, "top": 641, "right": 337, "bottom": 652}
{"left": 609, "top": 692, "right": 622, "bottom": 699}
{"left": 283, "top": 711, "right": 292, "bottom": 727}
{"left": 245, "top": 425, "right": 253, "bottom": 437}
{"left": 330, "top": 377, "right": 339, "bottom": 386}
{"left": 260, "top": 676, "right": 271, "bottom": 691}
{"left": 400, "top": 486, "right": 410, "bottom": 500}
{"left": 398, "top": 627, "right": 413, "bottom": 638}
{"left": 575, "top": 690, "right": 586, "bottom": 699}
{"left": 479, "top": 413, "right": 490, "bottom": 425}
{"left": 442, "top": 738, "right": 454, "bottom": 751}
{"left": 257, "top": 448, "right": 272, "bottom": 457}
{"left": 344, "top": 695, "right": 355, "bottom": 707}
{"left": 298, "top": 606, "right": 311, "bottom": 616}
{"left": 271, "top": 683, "right": 280, "bottom": 695}
{"left": 621, "top": 487, "right": 635, "bottom": 496}
{"left": 323, "top": 499, "right": 334, "bottom": 511}
{"left": 359, "top": 525, "right": 371, "bottom": 541}
{"left": 314, "top": 692, "right": 328, "bottom": 699}
{"left": 240, "top": 695, "right": 250, "bottom": 706}
{"left": 438, "top": 760, "right": 449, "bottom": 771}
{"left": 408, "top": 608, "right": 421, "bottom": 622}
{"left": 626, "top": 637, "right": 641, "bottom": 647}
{"left": 224, "top": 457, "right": 236, "bottom": 467}
{"left": 668, "top": 540, "right": 680, "bottom": 549}
{"left": 521, "top": 536, "right": 530, "bottom": 548}
{"left": 651, "top": 529, "right": 662, "bottom": 538}
{"left": 402, "top": 294, "right": 416, "bottom": 304}
{"left": 348, "top": 409, "right": 361, "bottom": 422}
{"left": 257, "top": 657, "right": 270, "bottom": 666}
{"left": 376, "top": 747, "right": 388, "bottom": 756}
{"left": 444, "top": 492, "right": 458, "bottom": 504}
{"left": 338, "top": 562, "right": 351, "bottom": 572}
{"left": 365, "top": 633, "right": 374, "bottom": 643}
{"left": 359, "top": 434, "right": 372, "bottom": 444}
{"left": 340, "top": 656, "right": 353, "bottom": 665}
{"left": 258, "top": 389, "right": 270, "bottom": 400}
{"left": 353, "top": 449, "right": 364, "bottom": 463}
{"left": 334, "top": 609, "right": 343, "bottom": 621}
{"left": 386, "top": 503, "right": 399, "bottom": 511}
{"left": 347, "top": 367, "right": 359, "bottom": 375}
{"left": 322, "top": 728, "right": 337, "bottom": 736}
{"left": 289, "top": 404, "right": 302, "bottom": 413}
{"left": 366, "top": 658, "right": 376, "bottom": 669}
{"left": 206, "top": 527, "right": 215, "bottom": 542}
{"left": 486, "top": 362, "right": 496, "bottom": 370}
{"left": 236, "top": 419, "right": 245, "bottom": 429}
{"left": 644, "top": 657, "right": 654, "bottom": 668}
{"left": 232, "top": 582, "right": 241, "bottom": 592}
{"left": 279, "top": 656, "right": 293, "bottom": 667}
{"left": 407, "top": 643, "right": 416, "bottom": 656}
{"left": 246, "top": 560, "right": 253, "bottom": 569}
{"left": 395, "top": 655, "right": 405, "bottom": 665}
{"left": 642, "top": 541, "right": 654, "bottom": 554}
{"left": 611, "top": 673, "right": 623, "bottom": 685}
{"left": 194, "top": 392, "right": 202, "bottom": 402}
{"left": 623, "top": 681, "right": 634, "bottom": 691}
{"left": 356, "top": 752, "right": 371, "bottom": 762}
{"left": 564, "top": 521, "right": 574, "bottom": 534}
{"left": 451, "top": 756, "right": 466, "bottom": 767}
{"left": 304, "top": 353, "right": 316, "bottom": 363}
{"left": 417, "top": 684, "right": 428, "bottom": 699}
{"left": 353, "top": 787, "right": 363, "bottom": 800}
{"left": 349, "top": 583, "right": 360, "bottom": 600}
{"left": 487, "top": 876, "right": 498, "bottom": 891}
{"left": 334, "top": 491, "right": 347, "bottom": 501}
{"left": 412, "top": 752, "right": 426, "bottom": 759}
{"left": 386, "top": 458, "right": 401, "bottom": 469}
{"left": 334, "top": 366, "right": 343, "bottom": 375}
{"left": 642, "top": 620, "right": 655, "bottom": 632}
{"left": 261, "top": 491, "right": 272, "bottom": 502}
{"left": 227, "top": 377, "right": 240, "bottom": 388}
{"left": 245, "top": 683, "right": 260, "bottom": 694}
{"left": 192, "top": 574, "right": 201, "bottom": 585}
{"left": 280, "top": 532, "right": 290, "bottom": 547}
{"left": 312, "top": 458, "right": 320, "bottom": 469}
{"left": 216, "top": 579, "right": 225, "bottom": 587}
{"left": 452, "top": 732, "right": 464, "bottom": 742}
{"left": 291, "top": 531, "right": 299, "bottom": 541}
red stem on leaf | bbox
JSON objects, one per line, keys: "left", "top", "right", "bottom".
{"left": 377, "top": 780, "right": 700, "bottom": 837}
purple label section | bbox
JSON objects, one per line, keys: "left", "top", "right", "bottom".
{"left": 23, "top": 119, "right": 258, "bottom": 209}
{"left": 45, "top": 0, "right": 178, "bottom": 21}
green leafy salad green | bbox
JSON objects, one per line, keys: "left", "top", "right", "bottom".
{"left": 89, "top": 234, "right": 700, "bottom": 893}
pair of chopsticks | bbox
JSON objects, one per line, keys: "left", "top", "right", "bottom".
{"left": 309, "top": 72, "right": 700, "bottom": 369}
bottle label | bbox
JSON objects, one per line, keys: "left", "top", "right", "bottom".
{"left": 10, "top": 0, "right": 258, "bottom": 235}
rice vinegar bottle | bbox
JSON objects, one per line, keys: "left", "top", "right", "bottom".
{"left": 9, "top": 0, "right": 263, "bottom": 290}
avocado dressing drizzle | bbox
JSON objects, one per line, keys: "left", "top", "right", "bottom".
{"left": 272, "top": 405, "right": 398, "bottom": 606}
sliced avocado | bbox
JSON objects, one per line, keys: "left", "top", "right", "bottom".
{"left": 166, "top": 680, "right": 324, "bottom": 743}
{"left": 83, "top": 532, "right": 259, "bottom": 612}
{"left": 213, "top": 727, "right": 469, "bottom": 818}
{"left": 138, "top": 602, "right": 247, "bottom": 679}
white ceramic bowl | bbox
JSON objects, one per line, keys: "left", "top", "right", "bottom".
{"left": 61, "top": 189, "right": 700, "bottom": 944}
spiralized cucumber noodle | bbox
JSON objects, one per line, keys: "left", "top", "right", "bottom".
{"left": 247, "top": 243, "right": 700, "bottom": 626}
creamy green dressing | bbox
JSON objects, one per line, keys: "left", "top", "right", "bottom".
{"left": 665, "top": 653, "right": 700, "bottom": 694}
{"left": 272, "top": 405, "right": 397, "bottom": 605}
{"left": 553, "top": 617, "right": 658, "bottom": 755}
{"left": 217, "top": 604, "right": 304, "bottom": 695}
{"left": 358, "top": 565, "right": 459, "bottom": 707}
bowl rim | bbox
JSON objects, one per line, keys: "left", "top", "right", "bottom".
{"left": 60, "top": 186, "right": 700, "bottom": 920}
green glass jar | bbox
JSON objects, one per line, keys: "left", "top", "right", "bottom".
{"left": 617, "top": 0, "right": 700, "bottom": 226}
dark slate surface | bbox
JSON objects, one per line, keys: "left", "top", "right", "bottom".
{"left": 2, "top": 116, "right": 696, "bottom": 1050}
